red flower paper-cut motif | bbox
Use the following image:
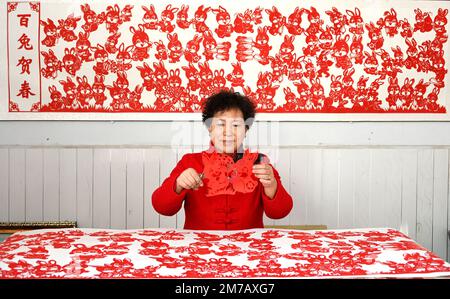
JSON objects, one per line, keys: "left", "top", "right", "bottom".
{"left": 7, "top": 3, "right": 18, "bottom": 13}
{"left": 202, "top": 149, "right": 260, "bottom": 196}
{"left": 29, "top": 2, "right": 40, "bottom": 12}
{"left": 9, "top": 101, "right": 20, "bottom": 112}
{"left": 194, "top": 232, "right": 222, "bottom": 242}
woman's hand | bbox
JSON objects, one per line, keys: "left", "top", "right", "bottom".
{"left": 253, "top": 163, "right": 278, "bottom": 199}
{"left": 175, "top": 168, "right": 203, "bottom": 194}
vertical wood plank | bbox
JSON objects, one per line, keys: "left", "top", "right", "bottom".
{"left": 289, "top": 148, "right": 308, "bottom": 225}
{"left": 306, "top": 149, "right": 322, "bottom": 226}
{"left": 110, "top": 149, "right": 127, "bottom": 229}
{"left": 60, "top": 149, "right": 77, "bottom": 222}
{"left": 369, "top": 150, "right": 401, "bottom": 229}
{"left": 176, "top": 147, "right": 193, "bottom": 229}
{"left": 171, "top": 121, "right": 193, "bottom": 150}
{"left": 321, "top": 149, "right": 339, "bottom": 229}
{"left": 77, "top": 149, "right": 93, "bottom": 228}
{"left": 159, "top": 148, "right": 178, "bottom": 228}
{"left": 354, "top": 150, "right": 371, "bottom": 228}
{"left": 143, "top": 148, "right": 161, "bottom": 228}
{"left": 93, "top": 149, "right": 111, "bottom": 229}
{"left": 416, "top": 149, "right": 434, "bottom": 251}
{"left": 257, "top": 121, "right": 270, "bottom": 148}
{"left": 338, "top": 149, "right": 355, "bottom": 229}
{"left": 25, "top": 149, "right": 43, "bottom": 222}
{"left": 192, "top": 121, "right": 209, "bottom": 149}
{"left": 386, "top": 150, "right": 403, "bottom": 230}
{"left": 273, "top": 148, "right": 290, "bottom": 225}
{"left": 126, "top": 149, "right": 144, "bottom": 229}
{"left": 43, "top": 149, "right": 59, "bottom": 221}
{"left": 432, "top": 149, "right": 448, "bottom": 260}
{"left": 9, "top": 149, "right": 25, "bottom": 222}
{"left": 268, "top": 121, "right": 281, "bottom": 150}
{"left": 245, "top": 120, "right": 258, "bottom": 150}
{"left": 400, "top": 149, "right": 418, "bottom": 240}
{"left": 370, "top": 150, "right": 386, "bottom": 227}
{"left": 0, "top": 149, "right": 8, "bottom": 221}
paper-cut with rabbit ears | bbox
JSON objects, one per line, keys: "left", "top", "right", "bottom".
{"left": 201, "top": 149, "right": 269, "bottom": 196}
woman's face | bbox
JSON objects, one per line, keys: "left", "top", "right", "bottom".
{"left": 208, "top": 108, "right": 247, "bottom": 154}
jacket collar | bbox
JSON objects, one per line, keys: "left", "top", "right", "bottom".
{"left": 205, "top": 140, "right": 244, "bottom": 161}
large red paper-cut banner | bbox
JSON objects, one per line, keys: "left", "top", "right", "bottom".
{"left": 1, "top": 0, "right": 450, "bottom": 120}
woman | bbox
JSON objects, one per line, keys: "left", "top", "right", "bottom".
{"left": 152, "top": 90, "right": 293, "bottom": 230}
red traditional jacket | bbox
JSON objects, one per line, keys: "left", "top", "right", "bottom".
{"left": 151, "top": 146, "right": 293, "bottom": 230}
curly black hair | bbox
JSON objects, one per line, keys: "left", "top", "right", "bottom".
{"left": 201, "top": 90, "right": 256, "bottom": 130}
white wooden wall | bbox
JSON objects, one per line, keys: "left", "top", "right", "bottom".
{"left": 0, "top": 145, "right": 449, "bottom": 262}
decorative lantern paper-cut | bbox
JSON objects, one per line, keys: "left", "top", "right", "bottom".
{"left": 1, "top": 0, "right": 450, "bottom": 120}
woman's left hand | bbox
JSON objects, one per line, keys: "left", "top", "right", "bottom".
{"left": 253, "top": 164, "right": 277, "bottom": 188}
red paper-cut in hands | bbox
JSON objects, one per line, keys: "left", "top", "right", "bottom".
{"left": 202, "top": 149, "right": 260, "bottom": 196}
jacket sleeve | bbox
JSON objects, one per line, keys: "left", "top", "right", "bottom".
{"left": 261, "top": 164, "right": 293, "bottom": 219}
{"left": 151, "top": 154, "right": 190, "bottom": 216}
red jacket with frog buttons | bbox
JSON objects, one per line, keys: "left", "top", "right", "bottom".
{"left": 151, "top": 147, "right": 293, "bottom": 230}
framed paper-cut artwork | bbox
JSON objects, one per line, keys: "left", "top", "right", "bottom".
{"left": 0, "top": 0, "right": 449, "bottom": 121}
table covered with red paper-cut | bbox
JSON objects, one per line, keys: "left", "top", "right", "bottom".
{"left": 1, "top": 228, "right": 449, "bottom": 278}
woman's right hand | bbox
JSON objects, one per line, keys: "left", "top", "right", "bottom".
{"left": 175, "top": 168, "right": 204, "bottom": 194}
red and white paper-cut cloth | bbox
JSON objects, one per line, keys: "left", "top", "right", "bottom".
{"left": 1, "top": 228, "right": 450, "bottom": 278}
{"left": 1, "top": 0, "right": 450, "bottom": 120}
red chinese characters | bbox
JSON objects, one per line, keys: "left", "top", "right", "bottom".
{"left": 8, "top": 1, "right": 40, "bottom": 111}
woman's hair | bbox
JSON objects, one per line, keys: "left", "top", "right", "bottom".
{"left": 201, "top": 90, "right": 256, "bottom": 130}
